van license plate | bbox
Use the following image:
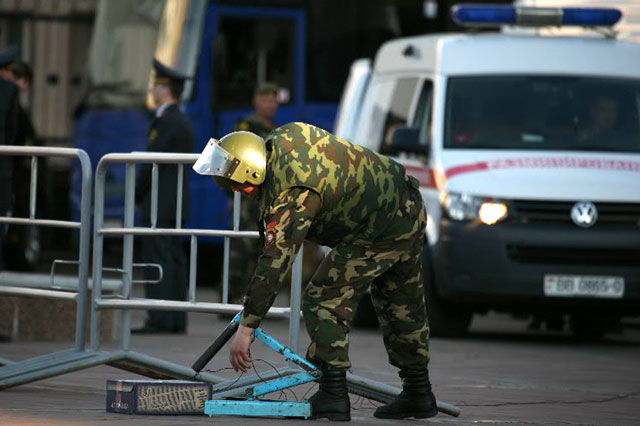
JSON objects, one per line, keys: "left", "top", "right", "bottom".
{"left": 544, "top": 275, "right": 624, "bottom": 298}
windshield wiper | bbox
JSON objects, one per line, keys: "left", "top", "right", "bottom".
{"left": 562, "top": 144, "right": 634, "bottom": 152}
{"left": 449, "top": 144, "right": 512, "bottom": 149}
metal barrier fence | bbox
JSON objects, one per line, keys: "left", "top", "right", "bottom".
{"left": 0, "top": 149, "right": 459, "bottom": 416}
{"left": 0, "top": 150, "right": 301, "bottom": 390}
{"left": 0, "top": 146, "right": 93, "bottom": 351}
{"left": 88, "top": 152, "right": 304, "bottom": 383}
{"left": 0, "top": 145, "right": 99, "bottom": 386}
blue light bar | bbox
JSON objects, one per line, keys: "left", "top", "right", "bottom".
{"left": 562, "top": 8, "right": 621, "bottom": 26}
{"left": 452, "top": 4, "right": 515, "bottom": 25}
{"left": 451, "top": 4, "right": 622, "bottom": 28}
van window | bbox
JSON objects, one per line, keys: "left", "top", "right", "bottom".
{"left": 445, "top": 76, "right": 640, "bottom": 153}
{"left": 366, "top": 78, "right": 418, "bottom": 152}
{"left": 412, "top": 79, "right": 433, "bottom": 148}
{"left": 214, "top": 16, "right": 294, "bottom": 110}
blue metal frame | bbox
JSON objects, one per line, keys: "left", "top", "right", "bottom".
{"left": 184, "top": 3, "right": 308, "bottom": 237}
{"left": 206, "top": 400, "right": 312, "bottom": 419}
{"left": 186, "top": 3, "right": 305, "bottom": 148}
{"left": 215, "top": 5, "right": 306, "bottom": 109}
{"left": 73, "top": 1, "right": 337, "bottom": 233}
{"left": 205, "top": 313, "right": 318, "bottom": 418}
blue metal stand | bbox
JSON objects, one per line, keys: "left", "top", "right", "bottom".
{"left": 206, "top": 399, "right": 312, "bottom": 418}
{"left": 194, "top": 313, "right": 319, "bottom": 419}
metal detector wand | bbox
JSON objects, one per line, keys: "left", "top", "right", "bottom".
{"left": 192, "top": 312, "right": 241, "bottom": 373}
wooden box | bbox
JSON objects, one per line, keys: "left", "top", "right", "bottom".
{"left": 106, "top": 380, "right": 212, "bottom": 415}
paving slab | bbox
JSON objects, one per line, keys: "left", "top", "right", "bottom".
{"left": 1, "top": 309, "right": 639, "bottom": 426}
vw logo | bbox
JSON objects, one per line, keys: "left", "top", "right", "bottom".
{"left": 571, "top": 201, "right": 598, "bottom": 228}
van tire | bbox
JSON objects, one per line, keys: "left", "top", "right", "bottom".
{"left": 426, "top": 291, "right": 472, "bottom": 337}
{"left": 423, "top": 246, "right": 472, "bottom": 337}
{"left": 569, "top": 314, "right": 606, "bottom": 340}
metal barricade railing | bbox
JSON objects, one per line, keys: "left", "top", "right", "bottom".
{"left": 86, "top": 152, "right": 304, "bottom": 380}
{"left": 0, "top": 146, "right": 93, "bottom": 351}
{"left": 0, "top": 149, "right": 460, "bottom": 416}
{"left": 0, "top": 150, "right": 298, "bottom": 390}
{"left": 0, "top": 151, "right": 252, "bottom": 389}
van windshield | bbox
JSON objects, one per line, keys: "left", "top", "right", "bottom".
{"left": 445, "top": 76, "right": 640, "bottom": 153}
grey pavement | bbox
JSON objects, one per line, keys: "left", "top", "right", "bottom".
{"left": 1, "top": 303, "right": 639, "bottom": 425}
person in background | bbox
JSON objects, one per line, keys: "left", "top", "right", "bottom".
{"left": 236, "top": 82, "right": 279, "bottom": 137}
{"left": 0, "top": 46, "right": 19, "bottom": 342}
{"left": 1, "top": 55, "right": 43, "bottom": 271}
{"left": 0, "top": 58, "right": 36, "bottom": 148}
{"left": 228, "top": 82, "right": 279, "bottom": 303}
{"left": 133, "top": 59, "right": 194, "bottom": 334}
{"left": 578, "top": 93, "right": 623, "bottom": 146}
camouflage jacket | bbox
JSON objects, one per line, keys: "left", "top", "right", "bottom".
{"left": 240, "top": 122, "right": 417, "bottom": 328}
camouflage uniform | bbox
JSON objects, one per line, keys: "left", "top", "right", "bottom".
{"left": 240, "top": 122, "right": 429, "bottom": 371}
{"left": 229, "top": 114, "right": 276, "bottom": 302}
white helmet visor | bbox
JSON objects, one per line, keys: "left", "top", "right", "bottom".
{"left": 192, "top": 138, "right": 240, "bottom": 177}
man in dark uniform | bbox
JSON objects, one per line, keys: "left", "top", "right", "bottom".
{"left": 133, "top": 59, "right": 194, "bottom": 334}
{"left": 0, "top": 46, "right": 19, "bottom": 259}
{"left": 0, "top": 58, "right": 36, "bottom": 148}
{"left": 235, "top": 82, "right": 279, "bottom": 136}
{"left": 228, "top": 82, "right": 279, "bottom": 302}
{"left": 0, "top": 46, "right": 19, "bottom": 342}
{"left": 0, "top": 46, "right": 20, "bottom": 225}
{"left": 193, "top": 123, "right": 437, "bottom": 421}
{"left": 1, "top": 54, "right": 42, "bottom": 270}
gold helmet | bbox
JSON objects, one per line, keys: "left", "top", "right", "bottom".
{"left": 193, "top": 131, "right": 267, "bottom": 185}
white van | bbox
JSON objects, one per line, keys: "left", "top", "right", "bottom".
{"left": 335, "top": 5, "right": 640, "bottom": 337}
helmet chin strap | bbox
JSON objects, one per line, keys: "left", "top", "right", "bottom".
{"left": 233, "top": 182, "right": 259, "bottom": 198}
{"left": 241, "top": 185, "right": 258, "bottom": 195}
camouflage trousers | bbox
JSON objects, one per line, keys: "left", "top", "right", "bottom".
{"left": 302, "top": 187, "right": 429, "bottom": 370}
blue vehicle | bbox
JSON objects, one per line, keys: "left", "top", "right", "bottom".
{"left": 73, "top": 0, "right": 339, "bottom": 235}
{"left": 72, "top": 0, "right": 416, "bottom": 237}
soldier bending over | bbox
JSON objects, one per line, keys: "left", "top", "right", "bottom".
{"left": 193, "top": 122, "right": 437, "bottom": 421}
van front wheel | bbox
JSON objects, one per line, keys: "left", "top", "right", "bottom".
{"left": 423, "top": 247, "right": 472, "bottom": 337}
{"left": 569, "top": 314, "right": 607, "bottom": 340}
{"left": 426, "top": 289, "right": 472, "bottom": 337}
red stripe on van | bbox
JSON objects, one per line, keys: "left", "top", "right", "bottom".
{"left": 404, "top": 165, "right": 436, "bottom": 188}
{"left": 445, "top": 161, "right": 489, "bottom": 178}
{"left": 445, "top": 157, "right": 640, "bottom": 179}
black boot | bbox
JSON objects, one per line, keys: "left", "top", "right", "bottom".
{"left": 309, "top": 369, "right": 351, "bottom": 421}
{"left": 374, "top": 368, "right": 438, "bottom": 419}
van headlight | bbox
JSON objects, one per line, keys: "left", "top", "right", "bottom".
{"left": 443, "top": 192, "right": 508, "bottom": 225}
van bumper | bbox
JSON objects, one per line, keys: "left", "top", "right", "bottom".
{"left": 433, "top": 220, "right": 640, "bottom": 315}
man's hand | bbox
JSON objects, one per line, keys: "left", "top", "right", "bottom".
{"left": 230, "top": 325, "right": 254, "bottom": 372}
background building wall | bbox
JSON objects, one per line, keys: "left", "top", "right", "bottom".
{"left": 0, "top": 0, "right": 96, "bottom": 144}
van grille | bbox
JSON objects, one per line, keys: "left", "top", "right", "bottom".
{"left": 507, "top": 245, "right": 640, "bottom": 266}
{"left": 509, "top": 200, "right": 640, "bottom": 226}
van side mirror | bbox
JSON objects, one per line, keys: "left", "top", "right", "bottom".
{"left": 389, "top": 126, "right": 426, "bottom": 154}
